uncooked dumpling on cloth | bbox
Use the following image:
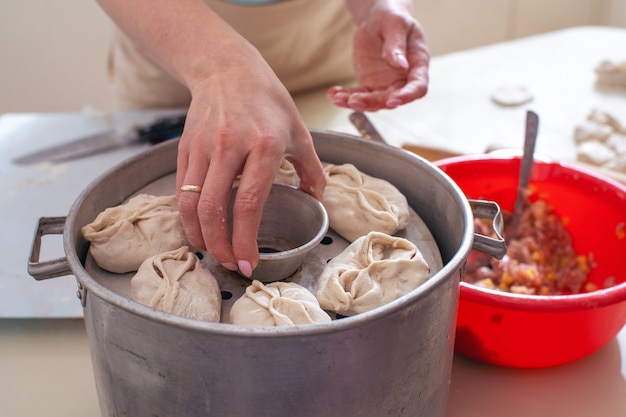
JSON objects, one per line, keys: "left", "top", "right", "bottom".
{"left": 603, "top": 153, "right": 626, "bottom": 173}
{"left": 322, "top": 163, "right": 410, "bottom": 242}
{"left": 587, "top": 108, "right": 624, "bottom": 133}
{"left": 577, "top": 140, "right": 616, "bottom": 166}
{"left": 490, "top": 85, "right": 533, "bottom": 107}
{"left": 131, "top": 246, "right": 221, "bottom": 322}
{"left": 81, "top": 194, "right": 187, "bottom": 273}
{"left": 607, "top": 133, "right": 626, "bottom": 156}
{"left": 316, "top": 231, "right": 430, "bottom": 316}
{"left": 230, "top": 280, "right": 331, "bottom": 326}
{"left": 573, "top": 120, "right": 614, "bottom": 144}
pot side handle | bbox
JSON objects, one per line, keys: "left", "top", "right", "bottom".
{"left": 28, "top": 217, "right": 72, "bottom": 280}
{"left": 468, "top": 200, "right": 507, "bottom": 260}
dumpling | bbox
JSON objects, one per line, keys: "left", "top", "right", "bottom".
{"left": 322, "top": 163, "right": 410, "bottom": 242}
{"left": 233, "top": 158, "right": 300, "bottom": 188}
{"left": 274, "top": 158, "right": 300, "bottom": 187}
{"left": 595, "top": 60, "right": 626, "bottom": 88}
{"left": 131, "top": 246, "right": 221, "bottom": 322}
{"left": 315, "top": 231, "right": 430, "bottom": 316}
{"left": 230, "top": 280, "right": 331, "bottom": 326}
{"left": 81, "top": 194, "right": 187, "bottom": 273}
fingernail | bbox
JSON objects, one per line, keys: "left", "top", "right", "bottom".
{"left": 238, "top": 260, "right": 253, "bottom": 278}
{"left": 348, "top": 100, "right": 367, "bottom": 110}
{"left": 386, "top": 99, "right": 402, "bottom": 108}
{"left": 222, "top": 262, "right": 238, "bottom": 271}
{"left": 395, "top": 53, "right": 409, "bottom": 69}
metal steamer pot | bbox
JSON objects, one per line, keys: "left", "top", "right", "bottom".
{"left": 28, "top": 130, "right": 504, "bottom": 417}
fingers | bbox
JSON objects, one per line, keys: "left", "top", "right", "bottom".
{"left": 229, "top": 151, "right": 279, "bottom": 274}
{"left": 327, "top": 86, "right": 376, "bottom": 110}
{"left": 395, "top": 26, "right": 430, "bottom": 100}
{"left": 285, "top": 129, "right": 327, "bottom": 200}
{"left": 380, "top": 28, "right": 409, "bottom": 72}
{"left": 295, "top": 158, "right": 327, "bottom": 201}
{"left": 326, "top": 47, "right": 429, "bottom": 111}
{"left": 176, "top": 136, "right": 208, "bottom": 250}
{"left": 327, "top": 85, "right": 404, "bottom": 112}
{"left": 381, "top": 20, "right": 430, "bottom": 105}
{"left": 328, "top": 6, "right": 430, "bottom": 112}
{"left": 177, "top": 135, "right": 241, "bottom": 271}
{"left": 229, "top": 130, "right": 325, "bottom": 275}
{"left": 197, "top": 154, "right": 242, "bottom": 267}
{"left": 178, "top": 128, "right": 300, "bottom": 278}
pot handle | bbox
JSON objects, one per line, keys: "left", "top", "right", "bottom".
{"left": 468, "top": 199, "right": 507, "bottom": 260}
{"left": 27, "top": 216, "right": 73, "bottom": 280}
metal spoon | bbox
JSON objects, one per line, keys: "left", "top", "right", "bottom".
{"left": 506, "top": 110, "right": 539, "bottom": 239}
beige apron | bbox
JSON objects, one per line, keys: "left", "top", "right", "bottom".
{"left": 108, "top": 0, "right": 356, "bottom": 109}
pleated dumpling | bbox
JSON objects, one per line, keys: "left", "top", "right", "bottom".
{"left": 315, "top": 231, "right": 430, "bottom": 316}
{"left": 233, "top": 158, "right": 300, "bottom": 188}
{"left": 230, "top": 280, "right": 331, "bottom": 326}
{"left": 322, "top": 163, "right": 410, "bottom": 242}
{"left": 81, "top": 194, "right": 187, "bottom": 273}
{"left": 274, "top": 158, "right": 300, "bottom": 187}
{"left": 131, "top": 246, "right": 221, "bottom": 322}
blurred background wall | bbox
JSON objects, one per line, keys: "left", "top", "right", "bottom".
{"left": 1, "top": 0, "right": 625, "bottom": 114}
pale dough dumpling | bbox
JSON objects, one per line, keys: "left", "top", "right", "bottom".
{"left": 322, "top": 163, "right": 410, "bottom": 242}
{"left": 131, "top": 246, "right": 221, "bottom": 322}
{"left": 587, "top": 108, "right": 624, "bottom": 133}
{"left": 490, "top": 85, "right": 533, "bottom": 107}
{"left": 233, "top": 158, "right": 300, "bottom": 188}
{"left": 81, "top": 194, "right": 187, "bottom": 273}
{"left": 607, "top": 133, "right": 626, "bottom": 156}
{"left": 577, "top": 139, "right": 616, "bottom": 165}
{"left": 274, "top": 158, "right": 300, "bottom": 187}
{"left": 316, "top": 231, "right": 430, "bottom": 316}
{"left": 573, "top": 121, "right": 613, "bottom": 144}
{"left": 574, "top": 109, "right": 626, "bottom": 172}
{"left": 603, "top": 153, "right": 626, "bottom": 173}
{"left": 595, "top": 60, "right": 626, "bottom": 88}
{"left": 230, "top": 280, "right": 331, "bottom": 326}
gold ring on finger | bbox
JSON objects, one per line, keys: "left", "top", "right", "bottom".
{"left": 180, "top": 184, "right": 202, "bottom": 193}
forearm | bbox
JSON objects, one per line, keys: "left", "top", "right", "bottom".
{"left": 344, "top": 0, "right": 412, "bottom": 25}
{"left": 97, "top": 0, "right": 259, "bottom": 90}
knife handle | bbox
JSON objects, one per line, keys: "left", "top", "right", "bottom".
{"left": 137, "top": 114, "right": 187, "bottom": 145}
{"left": 349, "top": 111, "right": 388, "bottom": 144}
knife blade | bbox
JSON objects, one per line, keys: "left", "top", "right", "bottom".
{"left": 13, "top": 113, "right": 186, "bottom": 165}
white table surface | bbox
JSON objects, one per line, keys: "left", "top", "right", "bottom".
{"left": 1, "top": 26, "right": 625, "bottom": 417}
{"left": 0, "top": 109, "right": 187, "bottom": 318}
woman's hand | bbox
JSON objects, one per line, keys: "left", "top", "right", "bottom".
{"left": 97, "top": 0, "right": 326, "bottom": 277}
{"left": 176, "top": 52, "right": 326, "bottom": 277}
{"left": 328, "top": 0, "right": 430, "bottom": 111}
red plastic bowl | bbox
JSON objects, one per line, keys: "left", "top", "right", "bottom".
{"left": 436, "top": 154, "right": 626, "bottom": 368}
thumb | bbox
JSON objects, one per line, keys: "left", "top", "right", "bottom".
{"left": 382, "top": 29, "right": 409, "bottom": 71}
